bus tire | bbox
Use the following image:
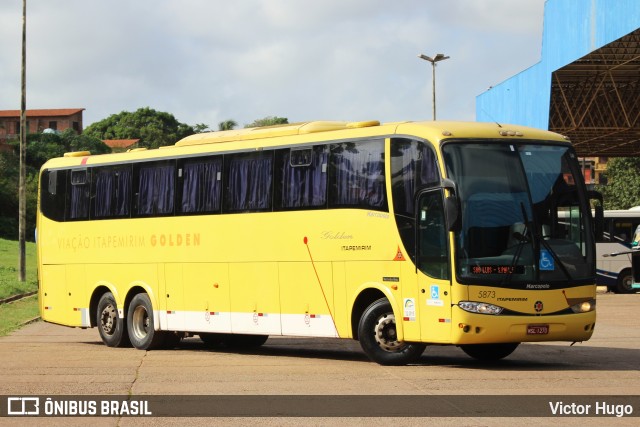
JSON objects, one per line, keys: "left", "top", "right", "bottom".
{"left": 97, "top": 292, "right": 130, "bottom": 347}
{"left": 616, "top": 269, "right": 636, "bottom": 294}
{"left": 460, "top": 343, "right": 519, "bottom": 361}
{"left": 127, "top": 293, "right": 165, "bottom": 350}
{"left": 358, "top": 298, "right": 426, "bottom": 366}
{"left": 222, "top": 334, "right": 269, "bottom": 349}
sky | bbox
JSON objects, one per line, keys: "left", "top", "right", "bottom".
{"left": 0, "top": 0, "right": 546, "bottom": 130}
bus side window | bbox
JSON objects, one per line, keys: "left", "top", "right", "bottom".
{"left": 224, "top": 151, "right": 273, "bottom": 212}
{"left": 134, "top": 161, "right": 176, "bottom": 216}
{"left": 67, "top": 169, "right": 90, "bottom": 220}
{"left": 602, "top": 218, "right": 612, "bottom": 242}
{"left": 275, "top": 145, "right": 328, "bottom": 210}
{"left": 178, "top": 157, "right": 222, "bottom": 214}
{"left": 329, "top": 139, "right": 387, "bottom": 211}
{"left": 92, "top": 166, "right": 132, "bottom": 219}
{"left": 612, "top": 219, "right": 632, "bottom": 243}
{"left": 40, "top": 169, "right": 67, "bottom": 222}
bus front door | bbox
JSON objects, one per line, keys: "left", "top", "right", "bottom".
{"left": 416, "top": 189, "right": 452, "bottom": 343}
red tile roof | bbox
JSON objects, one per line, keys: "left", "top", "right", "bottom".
{"left": 0, "top": 108, "right": 85, "bottom": 118}
{"left": 103, "top": 139, "right": 139, "bottom": 148}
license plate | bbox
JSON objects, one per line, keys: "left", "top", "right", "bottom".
{"left": 527, "top": 324, "right": 549, "bottom": 335}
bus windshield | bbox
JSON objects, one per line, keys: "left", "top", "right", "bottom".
{"left": 442, "top": 141, "right": 595, "bottom": 287}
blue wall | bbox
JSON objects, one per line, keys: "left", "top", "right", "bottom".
{"left": 476, "top": 0, "right": 640, "bottom": 128}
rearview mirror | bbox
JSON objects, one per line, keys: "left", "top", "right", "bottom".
{"left": 442, "top": 178, "right": 460, "bottom": 232}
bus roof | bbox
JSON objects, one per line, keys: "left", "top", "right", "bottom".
{"left": 176, "top": 120, "right": 568, "bottom": 147}
{"left": 43, "top": 120, "right": 569, "bottom": 169}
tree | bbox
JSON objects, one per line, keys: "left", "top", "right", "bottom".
{"left": 0, "top": 150, "right": 37, "bottom": 242}
{"left": 61, "top": 129, "right": 111, "bottom": 155}
{"left": 598, "top": 157, "right": 640, "bottom": 209}
{"left": 83, "top": 107, "right": 196, "bottom": 149}
{"left": 218, "top": 120, "right": 237, "bottom": 131}
{"left": 193, "top": 123, "right": 211, "bottom": 133}
{"left": 20, "top": 130, "right": 110, "bottom": 171}
{"left": 245, "top": 116, "right": 288, "bottom": 128}
{"left": 25, "top": 137, "right": 66, "bottom": 170}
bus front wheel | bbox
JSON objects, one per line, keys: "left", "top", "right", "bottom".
{"left": 460, "top": 343, "right": 519, "bottom": 361}
{"left": 358, "top": 298, "right": 426, "bottom": 365}
{"left": 127, "top": 293, "right": 165, "bottom": 350}
{"left": 97, "top": 292, "right": 130, "bottom": 347}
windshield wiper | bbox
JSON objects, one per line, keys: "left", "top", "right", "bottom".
{"left": 523, "top": 200, "right": 573, "bottom": 282}
{"left": 503, "top": 202, "right": 573, "bottom": 283}
{"left": 502, "top": 203, "right": 531, "bottom": 285}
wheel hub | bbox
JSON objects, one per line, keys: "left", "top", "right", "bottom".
{"left": 100, "top": 304, "right": 116, "bottom": 335}
{"left": 132, "top": 305, "right": 150, "bottom": 340}
{"left": 373, "top": 313, "right": 406, "bottom": 352}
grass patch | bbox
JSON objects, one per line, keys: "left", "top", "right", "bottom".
{"left": 0, "top": 238, "right": 39, "bottom": 336}
{"left": 0, "top": 295, "right": 39, "bottom": 336}
{"left": 0, "top": 237, "right": 38, "bottom": 300}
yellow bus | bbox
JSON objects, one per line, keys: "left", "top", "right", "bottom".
{"left": 37, "top": 120, "right": 602, "bottom": 365}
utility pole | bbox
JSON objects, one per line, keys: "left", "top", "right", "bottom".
{"left": 18, "top": 0, "right": 27, "bottom": 282}
{"left": 418, "top": 53, "right": 450, "bottom": 120}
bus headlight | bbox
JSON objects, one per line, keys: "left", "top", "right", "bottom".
{"left": 570, "top": 299, "right": 596, "bottom": 313}
{"left": 458, "top": 301, "right": 504, "bottom": 315}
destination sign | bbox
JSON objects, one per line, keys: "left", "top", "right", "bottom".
{"left": 470, "top": 265, "right": 525, "bottom": 275}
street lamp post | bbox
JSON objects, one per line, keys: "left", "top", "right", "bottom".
{"left": 418, "top": 53, "right": 449, "bottom": 120}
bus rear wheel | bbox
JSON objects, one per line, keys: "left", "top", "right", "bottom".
{"left": 97, "top": 292, "right": 130, "bottom": 347}
{"left": 127, "top": 293, "right": 165, "bottom": 350}
{"left": 358, "top": 298, "right": 426, "bottom": 366}
{"left": 460, "top": 343, "right": 519, "bottom": 361}
{"left": 616, "top": 269, "right": 637, "bottom": 294}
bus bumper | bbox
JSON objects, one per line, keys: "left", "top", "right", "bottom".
{"left": 450, "top": 308, "right": 596, "bottom": 344}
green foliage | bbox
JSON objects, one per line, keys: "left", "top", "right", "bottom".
{"left": 597, "top": 157, "right": 640, "bottom": 209}
{"left": 21, "top": 130, "right": 109, "bottom": 171}
{"left": 83, "top": 107, "right": 196, "bottom": 148}
{"left": 0, "top": 152, "right": 38, "bottom": 241}
{"left": 245, "top": 116, "right": 289, "bottom": 128}
{"left": 26, "top": 137, "right": 66, "bottom": 170}
{"left": 218, "top": 120, "right": 237, "bottom": 131}
{"left": 193, "top": 123, "right": 211, "bottom": 133}
{"left": 61, "top": 129, "right": 111, "bottom": 155}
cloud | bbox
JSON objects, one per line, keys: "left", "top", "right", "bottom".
{"left": 0, "top": 0, "right": 545, "bottom": 129}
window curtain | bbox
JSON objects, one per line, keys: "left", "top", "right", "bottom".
{"left": 281, "top": 147, "right": 327, "bottom": 208}
{"left": 115, "top": 168, "right": 132, "bottom": 216}
{"left": 227, "top": 153, "right": 272, "bottom": 211}
{"left": 95, "top": 168, "right": 131, "bottom": 218}
{"left": 181, "top": 159, "right": 222, "bottom": 213}
{"left": 138, "top": 164, "right": 175, "bottom": 215}
{"left": 69, "top": 184, "right": 89, "bottom": 219}
{"left": 331, "top": 140, "right": 386, "bottom": 208}
{"left": 94, "top": 170, "right": 114, "bottom": 217}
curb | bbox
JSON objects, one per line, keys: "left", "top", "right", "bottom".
{"left": 21, "top": 316, "right": 41, "bottom": 327}
{"left": 0, "top": 291, "right": 37, "bottom": 306}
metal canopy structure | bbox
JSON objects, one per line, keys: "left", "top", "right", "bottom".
{"left": 549, "top": 29, "right": 640, "bottom": 157}
{"left": 476, "top": 0, "right": 640, "bottom": 158}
